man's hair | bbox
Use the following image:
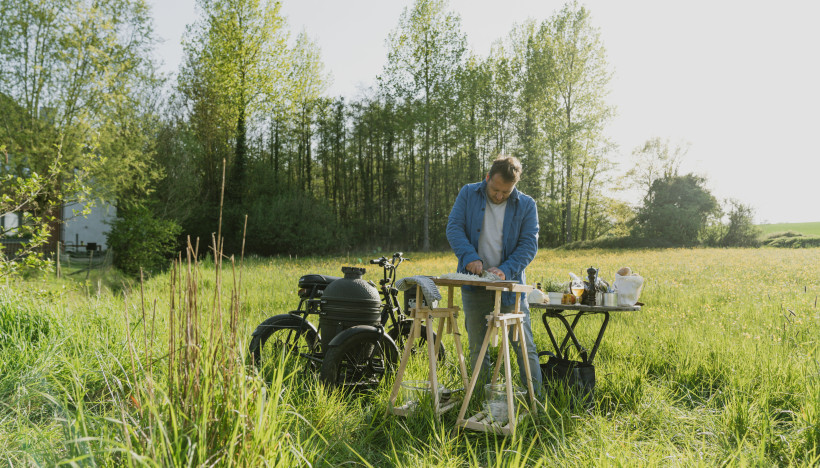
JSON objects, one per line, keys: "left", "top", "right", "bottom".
{"left": 488, "top": 155, "right": 522, "bottom": 183}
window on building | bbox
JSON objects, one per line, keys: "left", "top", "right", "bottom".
{"left": 1, "top": 212, "right": 21, "bottom": 237}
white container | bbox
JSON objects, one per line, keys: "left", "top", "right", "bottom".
{"left": 547, "top": 292, "right": 563, "bottom": 304}
{"left": 613, "top": 274, "right": 644, "bottom": 306}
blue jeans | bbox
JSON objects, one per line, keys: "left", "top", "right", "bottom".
{"left": 461, "top": 288, "right": 542, "bottom": 395}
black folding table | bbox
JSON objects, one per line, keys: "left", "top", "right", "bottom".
{"left": 530, "top": 303, "right": 641, "bottom": 365}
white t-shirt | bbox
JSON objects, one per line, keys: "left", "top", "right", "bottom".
{"left": 478, "top": 198, "right": 507, "bottom": 269}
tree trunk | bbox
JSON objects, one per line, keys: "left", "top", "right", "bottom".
{"left": 305, "top": 109, "right": 312, "bottom": 192}
{"left": 423, "top": 93, "right": 431, "bottom": 251}
{"left": 582, "top": 165, "right": 597, "bottom": 240}
{"left": 232, "top": 104, "right": 247, "bottom": 202}
{"left": 575, "top": 160, "right": 586, "bottom": 242}
{"left": 564, "top": 151, "right": 572, "bottom": 244}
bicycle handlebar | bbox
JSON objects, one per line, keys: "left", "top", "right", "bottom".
{"left": 370, "top": 253, "right": 409, "bottom": 270}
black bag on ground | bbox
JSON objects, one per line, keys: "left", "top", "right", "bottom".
{"left": 539, "top": 351, "right": 595, "bottom": 402}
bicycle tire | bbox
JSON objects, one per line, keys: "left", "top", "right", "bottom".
{"left": 319, "top": 326, "right": 399, "bottom": 389}
{"left": 249, "top": 313, "right": 319, "bottom": 370}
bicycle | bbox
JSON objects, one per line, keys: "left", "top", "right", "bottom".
{"left": 249, "top": 252, "right": 445, "bottom": 389}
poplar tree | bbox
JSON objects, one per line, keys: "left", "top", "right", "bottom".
{"left": 289, "top": 31, "right": 329, "bottom": 192}
{"left": 384, "top": 0, "right": 466, "bottom": 251}
{"left": 180, "top": 0, "right": 289, "bottom": 202}
{"left": 548, "top": 2, "right": 613, "bottom": 243}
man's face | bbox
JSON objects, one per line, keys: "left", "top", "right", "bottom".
{"left": 485, "top": 173, "right": 516, "bottom": 204}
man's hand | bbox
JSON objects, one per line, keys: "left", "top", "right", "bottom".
{"left": 487, "top": 267, "right": 505, "bottom": 280}
{"left": 466, "top": 260, "right": 483, "bottom": 275}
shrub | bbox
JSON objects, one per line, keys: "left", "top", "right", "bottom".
{"left": 763, "top": 230, "right": 804, "bottom": 240}
{"left": 106, "top": 206, "right": 182, "bottom": 277}
{"left": 762, "top": 233, "right": 820, "bottom": 248}
{"left": 559, "top": 235, "right": 676, "bottom": 250}
{"left": 633, "top": 174, "right": 720, "bottom": 245}
{"left": 244, "top": 194, "right": 348, "bottom": 256}
{"left": 720, "top": 201, "right": 761, "bottom": 247}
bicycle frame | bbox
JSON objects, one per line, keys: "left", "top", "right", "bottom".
{"left": 371, "top": 252, "right": 407, "bottom": 332}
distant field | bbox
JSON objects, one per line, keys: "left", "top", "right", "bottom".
{"left": 758, "top": 221, "right": 820, "bottom": 236}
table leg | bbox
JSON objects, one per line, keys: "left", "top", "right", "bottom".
{"left": 542, "top": 313, "right": 564, "bottom": 359}
{"left": 426, "top": 312, "right": 439, "bottom": 413}
{"left": 491, "top": 336, "right": 504, "bottom": 385}
{"left": 587, "top": 312, "right": 610, "bottom": 364}
{"left": 501, "top": 325, "right": 515, "bottom": 430}
{"left": 457, "top": 317, "right": 496, "bottom": 424}
{"left": 558, "top": 313, "right": 584, "bottom": 357}
{"left": 434, "top": 315, "right": 445, "bottom": 362}
{"left": 491, "top": 290, "right": 502, "bottom": 347}
{"left": 450, "top": 313, "right": 469, "bottom": 389}
{"left": 517, "top": 318, "right": 537, "bottom": 412}
{"left": 390, "top": 310, "right": 419, "bottom": 406}
{"left": 554, "top": 313, "right": 589, "bottom": 362}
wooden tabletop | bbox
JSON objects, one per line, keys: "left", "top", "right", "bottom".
{"left": 531, "top": 303, "right": 641, "bottom": 312}
{"left": 431, "top": 277, "right": 533, "bottom": 293}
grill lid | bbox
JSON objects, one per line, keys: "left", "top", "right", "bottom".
{"left": 321, "top": 267, "right": 381, "bottom": 307}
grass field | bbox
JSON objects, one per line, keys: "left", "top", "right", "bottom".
{"left": 758, "top": 221, "right": 820, "bottom": 236}
{"left": 2, "top": 247, "right": 820, "bottom": 466}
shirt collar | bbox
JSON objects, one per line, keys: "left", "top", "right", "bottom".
{"left": 477, "top": 179, "right": 520, "bottom": 201}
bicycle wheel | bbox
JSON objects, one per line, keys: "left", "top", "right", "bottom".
{"left": 249, "top": 314, "right": 319, "bottom": 372}
{"left": 319, "top": 326, "right": 399, "bottom": 389}
{"left": 388, "top": 320, "right": 446, "bottom": 362}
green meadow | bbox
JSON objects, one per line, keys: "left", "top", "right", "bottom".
{"left": 758, "top": 222, "right": 820, "bottom": 237}
{"left": 2, "top": 247, "right": 820, "bottom": 466}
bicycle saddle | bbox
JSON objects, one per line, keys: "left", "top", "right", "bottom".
{"left": 298, "top": 274, "right": 341, "bottom": 290}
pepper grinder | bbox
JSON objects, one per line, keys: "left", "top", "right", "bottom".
{"left": 584, "top": 266, "right": 598, "bottom": 306}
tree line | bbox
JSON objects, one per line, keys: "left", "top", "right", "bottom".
{"left": 151, "top": 0, "right": 618, "bottom": 258}
{"left": 1, "top": 0, "right": 758, "bottom": 277}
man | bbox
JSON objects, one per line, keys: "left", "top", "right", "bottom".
{"left": 446, "top": 155, "right": 542, "bottom": 393}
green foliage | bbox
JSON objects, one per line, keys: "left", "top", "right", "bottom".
{"left": 1, "top": 145, "right": 91, "bottom": 278}
{"left": 106, "top": 206, "right": 181, "bottom": 277}
{"left": 179, "top": 0, "right": 290, "bottom": 204}
{"left": 384, "top": 0, "right": 467, "bottom": 251}
{"left": 0, "top": 0, "right": 161, "bottom": 199}
{"left": 153, "top": 0, "right": 628, "bottom": 253}
{"left": 559, "top": 235, "right": 676, "bottom": 250}
{"left": 244, "top": 193, "right": 348, "bottom": 255}
{"left": 622, "top": 137, "right": 687, "bottom": 194}
{"left": 762, "top": 232, "right": 820, "bottom": 248}
{"left": 548, "top": 2, "right": 614, "bottom": 244}
{"left": 721, "top": 201, "right": 762, "bottom": 247}
{"left": 633, "top": 174, "right": 720, "bottom": 245}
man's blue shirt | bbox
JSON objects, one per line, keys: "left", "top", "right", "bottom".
{"left": 446, "top": 179, "right": 539, "bottom": 306}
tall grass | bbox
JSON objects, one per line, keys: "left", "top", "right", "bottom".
{"left": 1, "top": 247, "right": 820, "bottom": 465}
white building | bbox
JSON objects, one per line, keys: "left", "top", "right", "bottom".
{"left": 62, "top": 200, "right": 117, "bottom": 252}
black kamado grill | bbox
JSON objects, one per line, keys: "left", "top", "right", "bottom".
{"left": 319, "top": 267, "right": 382, "bottom": 350}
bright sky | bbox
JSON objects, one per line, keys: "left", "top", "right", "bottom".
{"left": 148, "top": 0, "right": 820, "bottom": 224}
